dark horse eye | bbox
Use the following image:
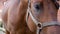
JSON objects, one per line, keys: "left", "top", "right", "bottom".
{"left": 35, "top": 4, "right": 40, "bottom": 10}
{"left": 34, "top": 3, "right": 43, "bottom": 11}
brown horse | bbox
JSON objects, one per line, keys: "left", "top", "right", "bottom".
{"left": 26, "top": 0, "right": 60, "bottom": 34}
{"left": 1, "top": 0, "right": 35, "bottom": 34}
{"left": 1, "top": 0, "right": 60, "bottom": 34}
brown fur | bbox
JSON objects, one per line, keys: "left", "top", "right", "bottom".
{"left": 1, "top": 0, "right": 35, "bottom": 34}
{"left": 1, "top": 0, "right": 60, "bottom": 34}
{"left": 27, "top": 0, "right": 60, "bottom": 34}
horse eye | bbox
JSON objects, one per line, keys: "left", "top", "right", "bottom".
{"left": 34, "top": 3, "right": 43, "bottom": 11}
{"left": 35, "top": 5, "right": 40, "bottom": 10}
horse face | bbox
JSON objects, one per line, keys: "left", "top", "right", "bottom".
{"left": 29, "top": 0, "right": 59, "bottom": 22}
{"left": 27, "top": 0, "right": 59, "bottom": 33}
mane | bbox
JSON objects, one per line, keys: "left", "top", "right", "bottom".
{"left": 51, "top": 0, "right": 59, "bottom": 9}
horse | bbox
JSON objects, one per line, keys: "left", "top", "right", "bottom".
{"left": 1, "top": 0, "right": 60, "bottom": 34}
{"left": 1, "top": 0, "right": 35, "bottom": 34}
{"left": 26, "top": 0, "right": 60, "bottom": 34}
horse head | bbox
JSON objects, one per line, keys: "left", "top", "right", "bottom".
{"left": 26, "top": 0, "right": 60, "bottom": 34}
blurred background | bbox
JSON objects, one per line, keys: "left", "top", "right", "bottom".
{"left": 0, "top": 0, "right": 6, "bottom": 34}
